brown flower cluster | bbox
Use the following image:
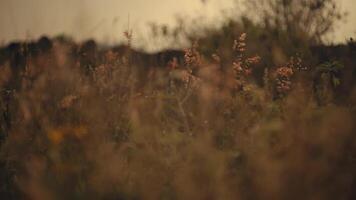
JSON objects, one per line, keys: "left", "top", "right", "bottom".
{"left": 275, "top": 66, "right": 294, "bottom": 95}
{"left": 232, "top": 33, "right": 260, "bottom": 90}
{"left": 233, "top": 33, "right": 247, "bottom": 52}
{"left": 184, "top": 41, "right": 201, "bottom": 67}
{"left": 276, "top": 66, "right": 294, "bottom": 77}
{"left": 167, "top": 43, "right": 201, "bottom": 91}
{"left": 274, "top": 56, "right": 307, "bottom": 97}
{"left": 288, "top": 56, "right": 308, "bottom": 71}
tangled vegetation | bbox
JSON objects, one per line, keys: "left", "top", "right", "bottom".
{"left": 0, "top": 0, "right": 355, "bottom": 199}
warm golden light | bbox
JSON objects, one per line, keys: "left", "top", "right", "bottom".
{"left": 0, "top": 0, "right": 354, "bottom": 47}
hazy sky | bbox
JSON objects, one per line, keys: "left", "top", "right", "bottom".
{"left": 0, "top": 0, "right": 355, "bottom": 49}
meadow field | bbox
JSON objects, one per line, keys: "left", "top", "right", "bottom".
{"left": 0, "top": 0, "right": 356, "bottom": 199}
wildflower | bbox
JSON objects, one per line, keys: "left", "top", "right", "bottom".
{"left": 233, "top": 33, "right": 247, "bottom": 52}
{"left": 233, "top": 62, "right": 243, "bottom": 73}
{"left": 246, "top": 56, "right": 261, "bottom": 65}
{"left": 276, "top": 66, "right": 294, "bottom": 77}
{"left": 239, "top": 33, "right": 247, "bottom": 41}
{"left": 231, "top": 33, "right": 260, "bottom": 91}
{"left": 275, "top": 66, "right": 294, "bottom": 96}
{"left": 184, "top": 41, "right": 201, "bottom": 67}
{"left": 289, "top": 56, "right": 308, "bottom": 71}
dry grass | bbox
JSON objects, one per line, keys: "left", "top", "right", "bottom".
{"left": 0, "top": 33, "right": 355, "bottom": 200}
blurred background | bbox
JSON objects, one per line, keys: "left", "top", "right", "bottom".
{"left": 0, "top": 0, "right": 355, "bottom": 51}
